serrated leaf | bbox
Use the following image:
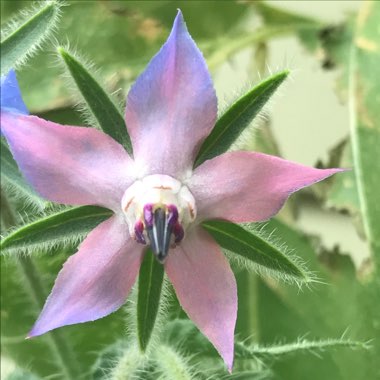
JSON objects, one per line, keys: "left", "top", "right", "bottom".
{"left": 137, "top": 250, "right": 164, "bottom": 351}
{"left": 202, "top": 220, "right": 310, "bottom": 282}
{"left": 194, "top": 71, "right": 289, "bottom": 167}
{"left": 1, "top": 139, "right": 46, "bottom": 210}
{"left": 0, "top": 205, "right": 112, "bottom": 255}
{"left": 57, "top": 47, "right": 133, "bottom": 154}
{"left": 0, "top": 1, "right": 61, "bottom": 76}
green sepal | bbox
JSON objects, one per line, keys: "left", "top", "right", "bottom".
{"left": 57, "top": 47, "right": 133, "bottom": 154}
{"left": 137, "top": 250, "right": 165, "bottom": 352}
{"left": 195, "top": 70, "right": 289, "bottom": 167}
{"left": 0, "top": 205, "right": 112, "bottom": 255}
{"left": 202, "top": 219, "right": 311, "bottom": 282}
{"left": 1, "top": 1, "right": 61, "bottom": 76}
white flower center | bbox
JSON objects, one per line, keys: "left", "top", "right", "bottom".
{"left": 121, "top": 174, "right": 196, "bottom": 262}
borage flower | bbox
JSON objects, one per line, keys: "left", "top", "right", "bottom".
{"left": 1, "top": 11, "right": 341, "bottom": 370}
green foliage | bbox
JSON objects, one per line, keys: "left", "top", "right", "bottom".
{"left": 137, "top": 251, "right": 165, "bottom": 352}
{"left": 0, "top": 1, "right": 61, "bottom": 76}
{"left": 57, "top": 47, "right": 133, "bottom": 154}
{"left": 195, "top": 71, "right": 289, "bottom": 166}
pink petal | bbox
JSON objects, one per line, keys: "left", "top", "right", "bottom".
{"left": 125, "top": 10, "right": 217, "bottom": 178}
{"left": 165, "top": 226, "right": 237, "bottom": 371}
{"left": 189, "top": 151, "right": 343, "bottom": 222}
{"left": 28, "top": 216, "right": 144, "bottom": 337}
{"left": 1, "top": 113, "right": 135, "bottom": 212}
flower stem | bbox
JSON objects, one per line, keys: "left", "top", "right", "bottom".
{"left": 110, "top": 346, "right": 145, "bottom": 380}
{"left": 154, "top": 345, "right": 195, "bottom": 380}
{"left": 1, "top": 189, "right": 81, "bottom": 379}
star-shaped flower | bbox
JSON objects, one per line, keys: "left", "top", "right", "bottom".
{"left": 1, "top": 11, "right": 342, "bottom": 370}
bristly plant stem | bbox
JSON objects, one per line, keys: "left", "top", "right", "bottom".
{"left": 1, "top": 189, "right": 81, "bottom": 379}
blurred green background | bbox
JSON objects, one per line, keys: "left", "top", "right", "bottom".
{"left": 1, "top": 1, "right": 379, "bottom": 379}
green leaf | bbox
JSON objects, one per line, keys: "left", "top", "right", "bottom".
{"left": 202, "top": 220, "right": 311, "bottom": 282}
{"left": 57, "top": 47, "right": 133, "bottom": 154}
{"left": 0, "top": 1, "right": 61, "bottom": 75}
{"left": 1, "top": 139, "right": 46, "bottom": 210}
{"left": 0, "top": 206, "right": 112, "bottom": 255}
{"left": 349, "top": 1, "right": 380, "bottom": 261}
{"left": 194, "top": 71, "right": 289, "bottom": 167}
{"left": 137, "top": 250, "right": 165, "bottom": 351}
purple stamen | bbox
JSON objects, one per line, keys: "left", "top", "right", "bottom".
{"left": 143, "top": 204, "right": 154, "bottom": 228}
{"left": 134, "top": 219, "right": 146, "bottom": 244}
{"left": 167, "top": 204, "right": 179, "bottom": 226}
{"left": 173, "top": 222, "right": 184, "bottom": 243}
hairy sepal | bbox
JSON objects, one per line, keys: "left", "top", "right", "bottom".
{"left": 202, "top": 220, "right": 313, "bottom": 284}
{"left": 56, "top": 46, "right": 133, "bottom": 154}
{"left": 0, "top": 205, "right": 112, "bottom": 256}
{"left": 194, "top": 70, "right": 289, "bottom": 167}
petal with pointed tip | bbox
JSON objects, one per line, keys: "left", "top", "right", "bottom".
{"left": 189, "top": 151, "right": 344, "bottom": 222}
{"left": 1, "top": 113, "right": 135, "bottom": 212}
{"left": 165, "top": 226, "right": 237, "bottom": 371}
{"left": 0, "top": 70, "right": 28, "bottom": 114}
{"left": 125, "top": 10, "right": 217, "bottom": 178}
{"left": 28, "top": 216, "right": 144, "bottom": 337}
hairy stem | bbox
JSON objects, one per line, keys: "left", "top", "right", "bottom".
{"left": 110, "top": 346, "right": 145, "bottom": 380}
{"left": 1, "top": 189, "right": 81, "bottom": 379}
{"left": 155, "top": 345, "right": 194, "bottom": 380}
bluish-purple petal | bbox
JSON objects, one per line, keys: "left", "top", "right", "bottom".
{"left": 28, "top": 216, "right": 145, "bottom": 337}
{"left": 125, "top": 10, "right": 217, "bottom": 178}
